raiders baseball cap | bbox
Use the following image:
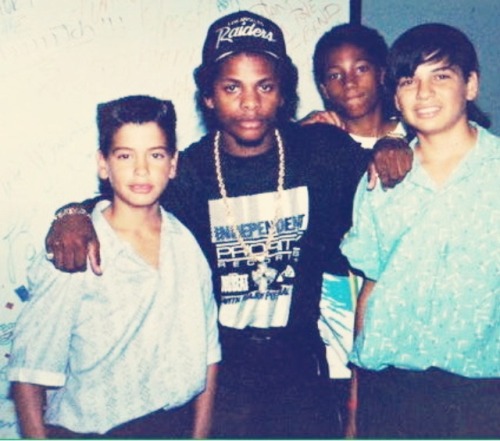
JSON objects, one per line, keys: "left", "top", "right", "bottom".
{"left": 202, "top": 10, "right": 287, "bottom": 65}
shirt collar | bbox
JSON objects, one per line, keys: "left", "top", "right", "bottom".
{"left": 407, "top": 123, "right": 496, "bottom": 190}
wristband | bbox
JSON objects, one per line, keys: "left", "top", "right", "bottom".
{"left": 54, "top": 206, "right": 90, "bottom": 221}
{"left": 384, "top": 131, "right": 406, "bottom": 139}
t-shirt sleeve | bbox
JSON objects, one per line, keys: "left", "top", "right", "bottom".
{"left": 341, "top": 176, "right": 382, "bottom": 281}
{"left": 8, "top": 252, "right": 84, "bottom": 387}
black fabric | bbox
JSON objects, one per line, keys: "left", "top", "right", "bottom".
{"left": 161, "top": 122, "right": 368, "bottom": 437}
{"left": 46, "top": 403, "right": 193, "bottom": 439}
{"left": 163, "top": 122, "right": 369, "bottom": 356}
{"left": 212, "top": 326, "right": 339, "bottom": 438}
{"left": 201, "top": 10, "right": 287, "bottom": 65}
{"left": 164, "top": 122, "right": 368, "bottom": 306}
{"left": 357, "top": 367, "right": 500, "bottom": 439}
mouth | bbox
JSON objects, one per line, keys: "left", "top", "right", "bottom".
{"left": 129, "top": 184, "right": 153, "bottom": 193}
{"left": 237, "top": 119, "right": 265, "bottom": 130}
{"left": 345, "top": 92, "right": 365, "bottom": 103}
{"left": 346, "top": 92, "right": 364, "bottom": 100}
{"left": 415, "top": 106, "right": 440, "bottom": 118}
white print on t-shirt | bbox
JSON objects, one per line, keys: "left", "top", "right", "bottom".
{"left": 209, "top": 187, "right": 309, "bottom": 329}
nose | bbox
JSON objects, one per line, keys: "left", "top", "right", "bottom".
{"left": 416, "top": 79, "right": 435, "bottom": 100}
{"left": 241, "top": 87, "right": 260, "bottom": 111}
{"left": 134, "top": 155, "right": 149, "bottom": 176}
{"left": 344, "top": 71, "right": 358, "bottom": 88}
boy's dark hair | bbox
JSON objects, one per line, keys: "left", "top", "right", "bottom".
{"left": 194, "top": 53, "right": 299, "bottom": 130}
{"left": 386, "top": 23, "right": 490, "bottom": 128}
{"left": 96, "top": 95, "right": 177, "bottom": 196}
{"left": 313, "top": 23, "right": 388, "bottom": 87}
{"left": 312, "top": 23, "right": 395, "bottom": 119}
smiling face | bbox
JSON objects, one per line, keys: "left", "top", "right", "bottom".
{"left": 395, "top": 59, "right": 478, "bottom": 137}
{"left": 319, "top": 43, "right": 384, "bottom": 122}
{"left": 98, "top": 122, "right": 177, "bottom": 210}
{"left": 204, "top": 52, "right": 284, "bottom": 157}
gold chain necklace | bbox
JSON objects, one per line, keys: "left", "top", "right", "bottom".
{"left": 213, "top": 129, "right": 285, "bottom": 269}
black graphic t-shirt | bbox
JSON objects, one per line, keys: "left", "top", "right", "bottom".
{"left": 163, "top": 122, "right": 370, "bottom": 354}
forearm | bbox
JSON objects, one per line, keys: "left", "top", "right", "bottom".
{"left": 192, "top": 363, "right": 218, "bottom": 439}
{"left": 12, "top": 382, "right": 47, "bottom": 439}
{"left": 355, "top": 278, "right": 376, "bottom": 336}
{"left": 346, "top": 279, "right": 375, "bottom": 438}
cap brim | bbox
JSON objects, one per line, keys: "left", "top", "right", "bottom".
{"left": 214, "top": 49, "right": 281, "bottom": 63}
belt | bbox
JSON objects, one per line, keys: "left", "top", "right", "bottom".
{"left": 220, "top": 326, "right": 288, "bottom": 344}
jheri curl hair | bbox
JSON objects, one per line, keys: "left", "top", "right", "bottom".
{"left": 386, "top": 23, "right": 490, "bottom": 128}
{"left": 96, "top": 95, "right": 177, "bottom": 196}
{"left": 193, "top": 52, "right": 299, "bottom": 130}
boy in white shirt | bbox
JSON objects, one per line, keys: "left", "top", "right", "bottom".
{"left": 9, "top": 95, "right": 220, "bottom": 438}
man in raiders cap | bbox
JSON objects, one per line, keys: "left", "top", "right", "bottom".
{"left": 45, "top": 9, "right": 411, "bottom": 438}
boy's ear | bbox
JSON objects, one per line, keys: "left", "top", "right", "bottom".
{"left": 96, "top": 151, "right": 109, "bottom": 180}
{"left": 394, "top": 86, "right": 403, "bottom": 113}
{"left": 204, "top": 96, "right": 215, "bottom": 110}
{"left": 466, "top": 71, "right": 479, "bottom": 101}
{"left": 319, "top": 83, "right": 329, "bottom": 101}
{"left": 168, "top": 152, "right": 179, "bottom": 179}
{"left": 379, "top": 68, "right": 386, "bottom": 85}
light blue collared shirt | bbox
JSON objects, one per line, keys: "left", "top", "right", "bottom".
{"left": 341, "top": 125, "right": 500, "bottom": 378}
{"left": 9, "top": 202, "right": 221, "bottom": 433}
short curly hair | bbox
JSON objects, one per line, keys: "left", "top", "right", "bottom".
{"left": 313, "top": 23, "right": 388, "bottom": 88}
{"left": 312, "top": 23, "right": 395, "bottom": 119}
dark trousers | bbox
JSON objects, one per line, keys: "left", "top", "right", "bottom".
{"left": 325, "top": 378, "right": 351, "bottom": 436}
{"left": 357, "top": 366, "right": 500, "bottom": 439}
{"left": 211, "top": 327, "right": 340, "bottom": 439}
{"left": 47, "top": 403, "right": 193, "bottom": 439}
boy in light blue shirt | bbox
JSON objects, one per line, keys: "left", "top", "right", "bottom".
{"left": 341, "top": 23, "right": 499, "bottom": 438}
{"left": 8, "top": 95, "right": 220, "bottom": 438}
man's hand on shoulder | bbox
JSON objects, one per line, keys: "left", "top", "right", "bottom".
{"left": 368, "top": 134, "right": 413, "bottom": 190}
{"left": 46, "top": 209, "right": 102, "bottom": 275}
